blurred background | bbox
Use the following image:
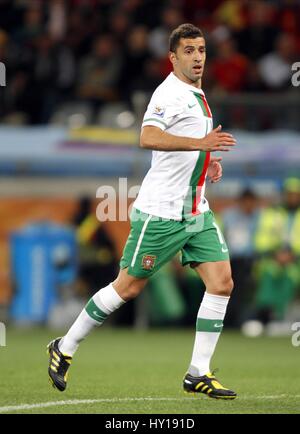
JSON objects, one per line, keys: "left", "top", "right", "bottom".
{"left": 0, "top": 0, "right": 300, "bottom": 336}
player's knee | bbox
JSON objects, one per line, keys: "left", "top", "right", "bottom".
{"left": 122, "top": 280, "right": 146, "bottom": 300}
{"left": 113, "top": 276, "right": 146, "bottom": 301}
{"left": 208, "top": 275, "right": 234, "bottom": 297}
{"left": 112, "top": 268, "right": 147, "bottom": 301}
{"left": 218, "top": 276, "right": 234, "bottom": 296}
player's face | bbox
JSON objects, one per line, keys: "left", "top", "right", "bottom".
{"left": 170, "top": 37, "right": 206, "bottom": 86}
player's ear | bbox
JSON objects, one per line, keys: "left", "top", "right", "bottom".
{"left": 169, "top": 51, "right": 177, "bottom": 66}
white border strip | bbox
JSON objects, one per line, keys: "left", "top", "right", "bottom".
{"left": 1, "top": 395, "right": 300, "bottom": 413}
{"left": 130, "top": 214, "right": 152, "bottom": 267}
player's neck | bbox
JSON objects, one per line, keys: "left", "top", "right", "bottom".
{"left": 173, "top": 70, "right": 202, "bottom": 89}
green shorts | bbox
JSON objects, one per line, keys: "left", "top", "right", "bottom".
{"left": 120, "top": 208, "right": 230, "bottom": 278}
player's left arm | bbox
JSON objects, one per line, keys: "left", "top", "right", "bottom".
{"left": 207, "top": 156, "right": 223, "bottom": 183}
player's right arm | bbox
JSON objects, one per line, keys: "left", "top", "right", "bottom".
{"left": 140, "top": 125, "right": 236, "bottom": 152}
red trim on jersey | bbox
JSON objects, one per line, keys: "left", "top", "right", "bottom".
{"left": 192, "top": 152, "right": 211, "bottom": 215}
{"left": 201, "top": 96, "right": 212, "bottom": 118}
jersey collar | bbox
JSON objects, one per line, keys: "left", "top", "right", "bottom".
{"left": 169, "top": 72, "right": 205, "bottom": 95}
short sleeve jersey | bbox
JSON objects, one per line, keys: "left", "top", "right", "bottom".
{"left": 133, "top": 72, "right": 213, "bottom": 220}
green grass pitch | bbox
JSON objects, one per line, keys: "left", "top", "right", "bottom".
{"left": 0, "top": 327, "right": 299, "bottom": 414}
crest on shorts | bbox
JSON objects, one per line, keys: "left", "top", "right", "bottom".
{"left": 141, "top": 254, "right": 156, "bottom": 270}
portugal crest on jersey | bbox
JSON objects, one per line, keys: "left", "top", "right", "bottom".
{"left": 141, "top": 254, "right": 156, "bottom": 270}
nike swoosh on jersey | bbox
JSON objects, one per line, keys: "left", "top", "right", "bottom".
{"left": 188, "top": 103, "right": 197, "bottom": 108}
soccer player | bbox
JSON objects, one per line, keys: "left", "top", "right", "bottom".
{"left": 48, "top": 23, "right": 237, "bottom": 399}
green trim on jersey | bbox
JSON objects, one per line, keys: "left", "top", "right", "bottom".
{"left": 192, "top": 92, "right": 212, "bottom": 118}
{"left": 143, "top": 118, "right": 168, "bottom": 127}
{"left": 181, "top": 95, "right": 212, "bottom": 218}
{"left": 182, "top": 151, "right": 207, "bottom": 218}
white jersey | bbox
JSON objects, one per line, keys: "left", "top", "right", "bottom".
{"left": 133, "top": 72, "right": 213, "bottom": 220}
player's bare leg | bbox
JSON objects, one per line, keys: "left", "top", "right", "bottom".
{"left": 48, "top": 268, "right": 147, "bottom": 391}
{"left": 183, "top": 260, "right": 237, "bottom": 399}
{"left": 112, "top": 268, "right": 148, "bottom": 301}
{"left": 194, "top": 260, "right": 233, "bottom": 297}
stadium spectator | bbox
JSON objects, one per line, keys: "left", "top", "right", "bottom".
{"left": 277, "top": 0, "right": 300, "bottom": 39}
{"left": 244, "top": 63, "right": 267, "bottom": 92}
{"left": 119, "top": 0, "right": 163, "bottom": 28}
{"left": 34, "top": 33, "right": 76, "bottom": 122}
{"left": 77, "top": 34, "right": 121, "bottom": 107}
{"left": 209, "top": 36, "right": 249, "bottom": 92}
{"left": 0, "top": 0, "right": 299, "bottom": 125}
{"left": 183, "top": 0, "right": 224, "bottom": 28}
{"left": 148, "top": 6, "right": 184, "bottom": 58}
{"left": 12, "top": 3, "right": 44, "bottom": 44}
{"left": 0, "top": 0, "right": 22, "bottom": 34}
{"left": 133, "top": 57, "right": 166, "bottom": 95}
{"left": 118, "top": 25, "right": 151, "bottom": 104}
{"left": 108, "top": 10, "right": 131, "bottom": 45}
{"left": 221, "top": 189, "right": 260, "bottom": 326}
{"left": 47, "top": 0, "right": 67, "bottom": 42}
{"left": 235, "top": 0, "right": 279, "bottom": 60}
{"left": 258, "top": 33, "right": 298, "bottom": 90}
{"left": 72, "top": 196, "right": 118, "bottom": 296}
{"left": 15, "top": 31, "right": 76, "bottom": 123}
{"left": 252, "top": 178, "right": 300, "bottom": 323}
{"left": 213, "top": 0, "right": 247, "bottom": 32}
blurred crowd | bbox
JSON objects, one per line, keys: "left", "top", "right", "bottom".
{"left": 0, "top": 0, "right": 299, "bottom": 124}
{"left": 4, "top": 179, "right": 300, "bottom": 330}
{"left": 220, "top": 177, "right": 300, "bottom": 330}
{"left": 69, "top": 178, "right": 300, "bottom": 330}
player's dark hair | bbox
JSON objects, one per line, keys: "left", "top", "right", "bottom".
{"left": 169, "top": 23, "right": 204, "bottom": 53}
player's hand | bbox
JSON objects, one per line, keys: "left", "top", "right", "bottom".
{"left": 199, "top": 125, "right": 236, "bottom": 152}
{"left": 208, "top": 156, "right": 222, "bottom": 183}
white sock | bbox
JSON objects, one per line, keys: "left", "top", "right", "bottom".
{"left": 59, "top": 283, "right": 125, "bottom": 356}
{"left": 188, "top": 292, "right": 230, "bottom": 377}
